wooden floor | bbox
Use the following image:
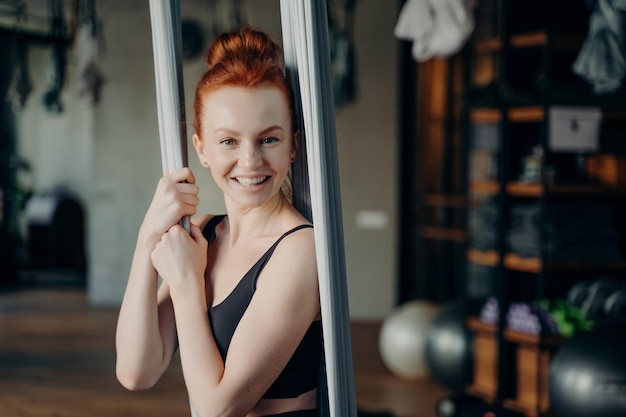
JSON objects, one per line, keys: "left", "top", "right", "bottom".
{"left": 0, "top": 288, "right": 448, "bottom": 417}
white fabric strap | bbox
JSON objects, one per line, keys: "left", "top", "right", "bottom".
{"left": 148, "top": 0, "right": 189, "bottom": 231}
{"left": 280, "top": 1, "right": 357, "bottom": 416}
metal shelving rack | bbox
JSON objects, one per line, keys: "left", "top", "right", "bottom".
{"left": 462, "top": 1, "right": 626, "bottom": 416}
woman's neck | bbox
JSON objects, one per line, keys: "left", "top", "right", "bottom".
{"left": 222, "top": 194, "right": 291, "bottom": 245}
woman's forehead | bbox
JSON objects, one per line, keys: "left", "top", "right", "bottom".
{"left": 202, "top": 86, "right": 291, "bottom": 133}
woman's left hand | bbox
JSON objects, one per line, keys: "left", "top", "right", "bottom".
{"left": 151, "top": 224, "right": 208, "bottom": 300}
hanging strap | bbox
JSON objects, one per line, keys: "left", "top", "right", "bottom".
{"left": 148, "top": 0, "right": 189, "bottom": 231}
{"left": 280, "top": 2, "right": 357, "bottom": 416}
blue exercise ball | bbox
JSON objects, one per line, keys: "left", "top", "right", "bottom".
{"left": 549, "top": 325, "right": 626, "bottom": 417}
{"left": 425, "top": 302, "right": 473, "bottom": 393}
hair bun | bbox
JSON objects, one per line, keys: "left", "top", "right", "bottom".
{"left": 193, "top": 26, "right": 293, "bottom": 137}
{"left": 206, "top": 26, "right": 281, "bottom": 70}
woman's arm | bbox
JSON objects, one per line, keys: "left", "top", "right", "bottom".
{"left": 115, "top": 239, "right": 178, "bottom": 390}
{"left": 156, "top": 226, "right": 319, "bottom": 417}
{"left": 115, "top": 168, "right": 199, "bottom": 390}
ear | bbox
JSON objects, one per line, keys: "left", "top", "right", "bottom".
{"left": 193, "top": 133, "right": 209, "bottom": 167}
{"left": 291, "top": 130, "right": 300, "bottom": 161}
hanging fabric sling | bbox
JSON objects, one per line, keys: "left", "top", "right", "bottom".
{"left": 148, "top": 0, "right": 189, "bottom": 231}
{"left": 148, "top": 1, "right": 357, "bottom": 416}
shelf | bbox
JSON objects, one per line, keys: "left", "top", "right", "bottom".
{"left": 474, "top": 37, "right": 503, "bottom": 54}
{"left": 507, "top": 181, "right": 626, "bottom": 197}
{"left": 466, "top": 317, "right": 559, "bottom": 417}
{"left": 460, "top": 6, "right": 620, "bottom": 414}
{"left": 504, "top": 253, "right": 542, "bottom": 273}
{"left": 510, "top": 31, "right": 584, "bottom": 50}
{"left": 510, "top": 32, "right": 549, "bottom": 48}
{"left": 421, "top": 194, "right": 466, "bottom": 207}
{"left": 472, "top": 106, "right": 554, "bottom": 123}
{"left": 506, "top": 182, "right": 542, "bottom": 197}
{"left": 502, "top": 399, "right": 542, "bottom": 417}
{"left": 508, "top": 106, "right": 544, "bottom": 122}
{"left": 466, "top": 383, "right": 497, "bottom": 403}
{"left": 504, "top": 327, "right": 562, "bottom": 417}
{"left": 469, "top": 105, "right": 544, "bottom": 124}
{"left": 470, "top": 180, "right": 500, "bottom": 196}
{"left": 467, "top": 324, "right": 564, "bottom": 347}
{"left": 471, "top": 108, "right": 502, "bottom": 123}
{"left": 473, "top": 32, "right": 584, "bottom": 53}
{"left": 467, "top": 248, "right": 500, "bottom": 267}
{"left": 470, "top": 250, "right": 626, "bottom": 273}
{"left": 473, "top": 106, "right": 626, "bottom": 124}
{"left": 466, "top": 316, "right": 497, "bottom": 334}
{"left": 466, "top": 317, "right": 498, "bottom": 406}
{"left": 503, "top": 328, "right": 565, "bottom": 347}
{"left": 420, "top": 226, "right": 467, "bottom": 242}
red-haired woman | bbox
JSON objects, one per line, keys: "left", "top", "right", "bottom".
{"left": 115, "top": 26, "right": 322, "bottom": 417}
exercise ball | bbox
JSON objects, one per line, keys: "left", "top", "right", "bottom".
{"left": 581, "top": 278, "right": 624, "bottom": 321}
{"left": 426, "top": 302, "right": 473, "bottom": 393}
{"left": 549, "top": 325, "right": 626, "bottom": 417}
{"left": 605, "top": 289, "right": 626, "bottom": 320}
{"left": 379, "top": 300, "right": 440, "bottom": 380}
{"left": 566, "top": 281, "right": 591, "bottom": 309}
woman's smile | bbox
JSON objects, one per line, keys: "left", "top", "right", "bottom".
{"left": 233, "top": 175, "right": 271, "bottom": 187}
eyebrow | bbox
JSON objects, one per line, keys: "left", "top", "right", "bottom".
{"left": 214, "top": 125, "right": 284, "bottom": 136}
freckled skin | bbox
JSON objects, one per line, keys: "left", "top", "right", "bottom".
{"left": 193, "top": 86, "right": 296, "bottom": 213}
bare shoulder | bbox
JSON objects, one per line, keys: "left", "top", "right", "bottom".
{"left": 254, "top": 223, "right": 319, "bottom": 321}
{"left": 263, "top": 224, "right": 317, "bottom": 284}
{"left": 279, "top": 223, "right": 316, "bottom": 256}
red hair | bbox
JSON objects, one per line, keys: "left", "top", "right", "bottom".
{"left": 193, "top": 26, "right": 295, "bottom": 137}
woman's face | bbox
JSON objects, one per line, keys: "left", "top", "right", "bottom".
{"left": 193, "top": 85, "right": 296, "bottom": 210}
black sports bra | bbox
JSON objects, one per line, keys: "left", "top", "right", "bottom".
{"left": 203, "top": 215, "right": 322, "bottom": 399}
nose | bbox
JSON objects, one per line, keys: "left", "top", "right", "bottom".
{"left": 239, "top": 143, "right": 263, "bottom": 169}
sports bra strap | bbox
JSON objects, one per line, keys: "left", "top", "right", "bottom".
{"left": 248, "top": 223, "right": 313, "bottom": 291}
{"left": 202, "top": 216, "right": 312, "bottom": 246}
{"left": 272, "top": 224, "right": 313, "bottom": 247}
{"left": 201, "top": 214, "right": 227, "bottom": 241}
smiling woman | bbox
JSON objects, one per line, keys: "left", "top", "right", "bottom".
{"left": 115, "top": 25, "right": 323, "bottom": 417}
{"left": 194, "top": 86, "right": 296, "bottom": 209}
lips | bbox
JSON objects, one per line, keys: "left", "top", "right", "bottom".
{"left": 234, "top": 176, "right": 270, "bottom": 186}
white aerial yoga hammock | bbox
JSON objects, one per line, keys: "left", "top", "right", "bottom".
{"left": 148, "top": 1, "right": 357, "bottom": 416}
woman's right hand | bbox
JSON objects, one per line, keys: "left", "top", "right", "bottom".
{"left": 138, "top": 167, "right": 199, "bottom": 248}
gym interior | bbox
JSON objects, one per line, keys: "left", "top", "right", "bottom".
{"left": 1, "top": 1, "right": 625, "bottom": 417}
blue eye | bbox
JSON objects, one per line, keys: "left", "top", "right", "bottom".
{"left": 221, "top": 138, "right": 235, "bottom": 145}
{"left": 261, "top": 136, "right": 278, "bottom": 144}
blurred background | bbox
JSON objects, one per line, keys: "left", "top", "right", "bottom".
{"left": 0, "top": 0, "right": 398, "bottom": 317}
{"left": 2, "top": 1, "right": 626, "bottom": 417}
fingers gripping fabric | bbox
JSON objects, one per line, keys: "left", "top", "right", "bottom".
{"left": 149, "top": 0, "right": 190, "bottom": 231}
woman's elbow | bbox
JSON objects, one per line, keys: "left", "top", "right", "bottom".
{"left": 116, "top": 364, "right": 158, "bottom": 391}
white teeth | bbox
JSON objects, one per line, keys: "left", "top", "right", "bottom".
{"left": 236, "top": 176, "right": 267, "bottom": 186}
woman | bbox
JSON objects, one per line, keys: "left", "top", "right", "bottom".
{"left": 115, "top": 26, "right": 322, "bottom": 417}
